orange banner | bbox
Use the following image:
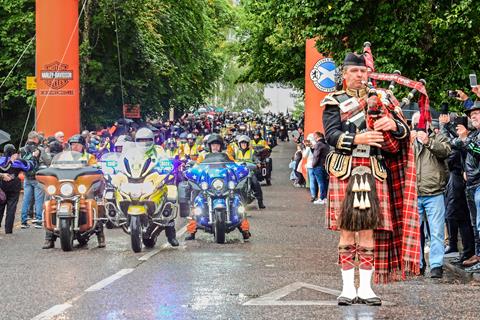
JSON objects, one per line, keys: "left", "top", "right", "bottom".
{"left": 304, "top": 38, "right": 336, "bottom": 136}
{"left": 36, "top": 0, "right": 80, "bottom": 138}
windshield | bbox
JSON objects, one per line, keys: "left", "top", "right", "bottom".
{"left": 50, "top": 151, "right": 87, "bottom": 169}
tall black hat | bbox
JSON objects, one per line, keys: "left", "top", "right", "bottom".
{"left": 343, "top": 52, "right": 366, "bottom": 67}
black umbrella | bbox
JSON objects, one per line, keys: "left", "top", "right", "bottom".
{"left": 0, "top": 129, "right": 11, "bottom": 145}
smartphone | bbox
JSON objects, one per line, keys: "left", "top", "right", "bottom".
{"left": 447, "top": 90, "right": 459, "bottom": 98}
{"left": 470, "top": 74, "right": 477, "bottom": 88}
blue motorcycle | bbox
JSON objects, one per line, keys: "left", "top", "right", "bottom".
{"left": 180, "top": 153, "right": 251, "bottom": 243}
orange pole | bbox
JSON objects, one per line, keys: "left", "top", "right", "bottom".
{"left": 36, "top": 0, "right": 80, "bottom": 138}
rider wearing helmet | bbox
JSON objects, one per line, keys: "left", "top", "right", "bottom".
{"left": 165, "top": 138, "right": 179, "bottom": 159}
{"left": 114, "top": 135, "right": 133, "bottom": 153}
{"left": 134, "top": 128, "right": 178, "bottom": 246}
{"left": 234, "top": 135, "right": 266, "bottom": 209}
{"left": 68, "top": 134, "right": 97, "bottom": 166}
{"left": 185, "top": 134, "right": 250, "bottom": 240}
{"left": 180, "top": 133, "right": 200, "bottom": 161}
{"left": 135, "top": 127, "right": 166, "bottom": 159}
{"left": 251, "top": 130, "right": 270, "bottom": 149}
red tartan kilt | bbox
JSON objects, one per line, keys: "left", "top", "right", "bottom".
{"left": 326, "top": 157, "right": 392, "bottom": 232}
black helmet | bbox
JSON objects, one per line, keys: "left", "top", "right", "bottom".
{"left": 207, "top": 134, "right": 224, "bottom": 150}
{"left": 68, "top": 134, "right": 86, "bottom": 146}
{"left": 3, "top": 144, "right": 17, "bottom": 157}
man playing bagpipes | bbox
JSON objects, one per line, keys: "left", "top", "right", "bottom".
{"left": 321, "top": 49, "right": 421, "bottom": 306}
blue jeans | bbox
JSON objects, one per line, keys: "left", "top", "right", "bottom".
{"left": 312, "top": 166, "right": 329, "bottom": 200}
{"left": 21, "top": 179, "right": 45, "bottom": 224}
{"left": 418, "top": 194, "right": 445, "bottom": 269}
{"left": 307, "top": 168, "right": 318, "bottom": 198}
{"left": 473, "top": 187, "right": 480, "bottom": 236}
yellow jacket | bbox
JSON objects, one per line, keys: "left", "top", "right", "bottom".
{"left": 251, "top": 139, "right": 269, "bottom": 149}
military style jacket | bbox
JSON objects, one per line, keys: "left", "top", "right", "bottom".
{"left": 321, "top": 88, "right": 408, "bottom": 156}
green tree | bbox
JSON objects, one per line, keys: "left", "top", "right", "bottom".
{"left": 239, "top": 0, "right": 480, "bottom": 109}
{"left": 0, "top": 0, "right": 35, "bottom": 144}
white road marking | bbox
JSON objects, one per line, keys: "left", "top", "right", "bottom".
{"left": 243, "top": 282, "right": 395, "bottom": 306}
{"left": 84, "top": 268, "right": 134, "bottom": 292}
{"left": 138, "top": 225, "right": 187, "bottom": 261}
{"left": 31, "top": 303, "right": 72, "bottom": 320}
{"left": 138, "top": 249, "right": 161, "bottom": 261}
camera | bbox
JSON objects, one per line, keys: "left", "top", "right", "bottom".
{"left": 447, "top": 90, "right": 459, "bottom": 98}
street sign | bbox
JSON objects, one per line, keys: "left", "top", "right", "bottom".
{"left": 26, "top": 76, "right": 37, "bottom": 90}
{"left": 123, "top": 104, "right": 141, "bottom": 119}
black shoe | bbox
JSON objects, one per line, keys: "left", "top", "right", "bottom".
{"left": 357, "top": 297, "right": 382, "bottom": 306}
{"left": 168, "top": 237, "right": 179, "bottom": 247}
{"left": 337, "top": 296, "right": 355, "bottom": 306}
{"left": 430, "top": 267, "right": 443, "bottom": 278}
{"left": 21, "top": 224, "right": 29, "bottom": 229}
{"left": 258, "top": 201, "right": 266, "bottom": 209}
{"left": 165, "top": 226, "right": 179, "bottom": 246}
{"left": 185, "top": 233, "right": 196, "bottom": 241}
{"left": 97, "top": 233, "right": 106, "bottom": 248}
{"left": 42, "top": 240, "right": 55, "bottom": 249}
{"left": 242, "top": 231, "right": 251, "bottom": 240}
{"left": 420, "top": 265, "right": 426, "bottom": 276}
{"left": 310, "top": 197, "right": 316, "bottom": 202}
{"left": 445, "top": 246, "right": 459, "bottom": 255}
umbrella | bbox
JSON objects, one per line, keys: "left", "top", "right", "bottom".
{"left": 0, "top": 129, "right": 11, "bottom": 145}
{"left": 197, "top": 107, "right": 207, "bottom": 113}
{"left": 243, "top": 108, "right": 254, "bottom": 114}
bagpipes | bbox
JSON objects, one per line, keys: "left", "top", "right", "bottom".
{"left": 361, "top": 42, "right": 431, "bottom": 130}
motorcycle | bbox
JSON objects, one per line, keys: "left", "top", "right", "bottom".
{"left": 254, "top": 147, "right": 272, "bottom": 186}
{"left": 179, "top": 153, "right": 250, "bottom": 244}
{"left": 109, "top": 147, "right": 178, "bottom": 252}
{"left": 266, "top": 130, "right": 277, "bottom": 149}
{"left": 36, "top": 151, "right": 105, "bottom": 251}
{"left": 99, "top": 152, "right": 123, "bottom": 229}
{"left": 278, "top": 125, "right": 289, "bottom": 142}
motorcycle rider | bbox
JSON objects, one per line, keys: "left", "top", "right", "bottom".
{"left": 185, "top": 134, "right": 251, "bottom": 240}
{"left": 165, "top": 138, "right": 179, "bottom": 159}
{"left": 180, "top": 133, "right": 200, "bottom": 161}
{"left": 134, "top": 128, "right": 179, "bottom": 246}
{"left": 43, "top": 134, "right": 105, "bottom": 248}
{"left": 234, "top": 135, "right": 266, "bottom": 209}
{"left": 250, "top": 130, "right": 273, "bottom": 186}
{"left": 250, "top": 130, "right": 270, "bottom": 149}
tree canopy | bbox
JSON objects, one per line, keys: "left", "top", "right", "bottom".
{"left": 0, "top": 0, "right": 235, "bottom": 140}
{"left": 239, "top": 0, "right": 480, "bottom": 108}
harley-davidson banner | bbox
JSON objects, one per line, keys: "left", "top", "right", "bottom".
{"left": 36, "top": 0, "right": 80, "bottom": 137}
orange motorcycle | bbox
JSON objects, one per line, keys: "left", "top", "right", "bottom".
{"left": 36, "top": 151, "right": 105, "bottom": 251}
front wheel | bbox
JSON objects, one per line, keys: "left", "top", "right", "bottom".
{"left": 214, "top": 209, "right": 226, "bottom": 244}
{"left": 59, "top": 218, "right": 74, "bottom": 252}
{"left": 130, "top": 215, "right": 143, "bottom": 253}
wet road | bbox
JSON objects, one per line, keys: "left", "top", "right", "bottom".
{"left": 1, "top": 141, "right": 479, "bottom": 320}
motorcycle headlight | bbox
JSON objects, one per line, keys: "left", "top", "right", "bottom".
{"left": 193, "top": 207, "right": 203, "bottom": 216}
{"left": 200, "top": 182, "right": 209, "bottom": 191}
{"left": 78, "top": 184, "right": 87, "bottom": 194}
{"left": 238, "top": 205, "right": 246, "bottom": 214}
{"left": 46, "top": 185, "right": 56, "bottom": 195}
{"left": 212, "top": 179, "right": 224, "bottom": 191}
{"left": 228, "top": 181, "right": 236, "bottom": 190}
{"left": 60, "top": 183, "right": 74, "bottom": 197}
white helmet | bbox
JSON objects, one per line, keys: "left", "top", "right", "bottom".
{"left": 135, "top": 128, "right": 155, "bottom": 149}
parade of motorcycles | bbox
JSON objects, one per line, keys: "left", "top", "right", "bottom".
{"left": 2, "top": 1, "right": 480, "bottom": 320}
